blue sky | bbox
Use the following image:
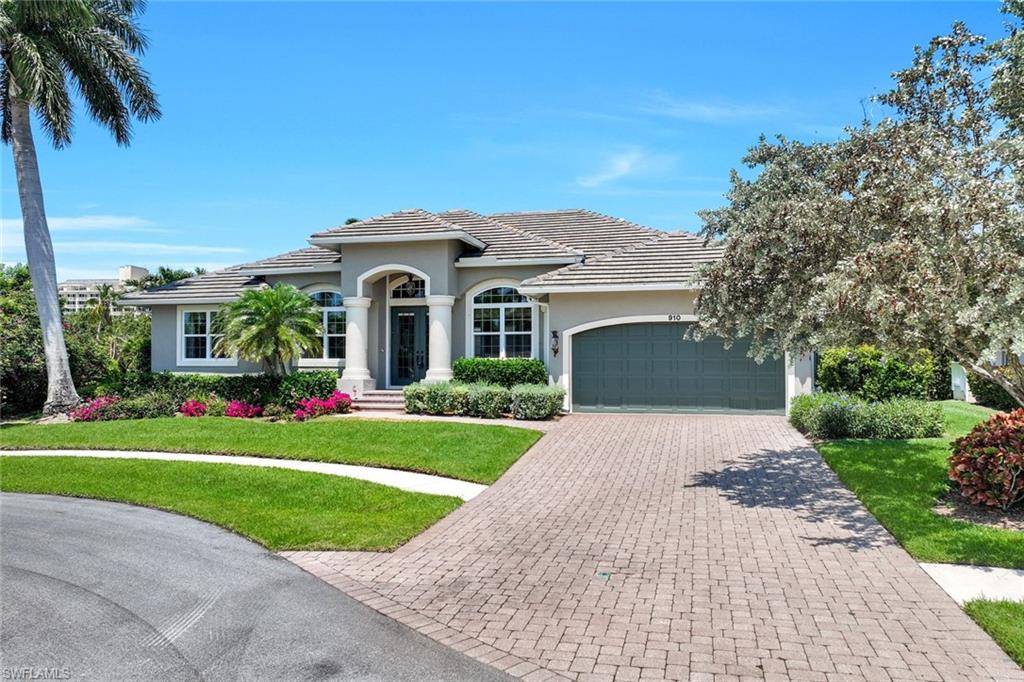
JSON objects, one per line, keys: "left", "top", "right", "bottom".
{"left": 0, "top": 1, "right": 1007, "bottom": 280}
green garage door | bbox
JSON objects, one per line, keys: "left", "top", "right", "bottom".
{"left": 572, "top": 322, "right": 785, "bottom": 413}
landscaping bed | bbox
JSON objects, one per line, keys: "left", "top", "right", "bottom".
{"left": 815, "top": 401, "right": 1023, "bottom": 568}
{"left": 0, "top": 456, "right": 460, "bottom": 551}
{"left": 0, "top": 417, "right": 542, "bottom": 484}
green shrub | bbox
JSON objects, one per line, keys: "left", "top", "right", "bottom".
{"left": 466, "top": 383, "right": 511, "bottom": 418}
{"left": 102, "top": 392, "right": 179, "bottom": 420}
{"left": 859, "top": 398, "right": 944, "bottom": 439}
{"left": 402, "top": 383, "right": 428, "bottom": 414}
{"left": 452, "top": 358, "right": 547, "bottom": 388}
{"left": 276, "top": 371, "right": 339, "bottom": 408}
{"left": 509, "top": 384, "right": 565, "bottom": 420}
{"left": 788, "top": 393, "right": 833, "bottom": 434}
{"left": 403, "top": 381, "right": 562, "bottom": 420}
{"left": 105, "top": 370, "right": 337, "bottom": 408}
{"left": 968, "top": 369, "right": 1019, "bottom": 412}
{"left": 816, "top": 346, "right": 944, "bottom": 401}
{"left": 789, "top": 392, "right": 942, "bottom": 439}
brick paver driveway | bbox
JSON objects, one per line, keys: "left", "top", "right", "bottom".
{"left": 285, "top": 415, "right": 1022, "bottom": 681}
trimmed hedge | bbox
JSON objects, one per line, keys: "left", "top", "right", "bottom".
{"left": 404, "top": 381, "right": 564, "bottom": 420}
{"left": 789, "top": 392, "right": 943, "bottom": 440}
{"left": 100, "top": 370, "right": 338, "bottom": 408}
{"left": 967, "top": 369, "right": 1019, "bottom": 412}
{"left": 452, "top": 358, "right": 548, "bottom": 388}
{"left": 816, "top": 346, "right": 946, "bottom": 401}
{"left": 949, "top": 409, "right": 1024, "bottom": 511}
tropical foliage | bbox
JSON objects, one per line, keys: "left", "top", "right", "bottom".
{"left": 213, "top": 284, "right": 323, "bottom": 375}
{"left": 124, "top": 266, "right": 206, "bottom": 290}
{"left": 1, "top": 264, "right": 150, "bottom": 415}
{"left": 1, "top": 0, "right": 160, "bottom": 413}
{"left": 693, "top": 3, "right": 1024, "bottom": 406}
{"left": 949, "top": 408, "right": 1024, "bottom": 511}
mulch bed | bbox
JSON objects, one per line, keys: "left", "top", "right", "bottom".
{"left": 934, "top": 491, "right": 1024, "bottom": 532}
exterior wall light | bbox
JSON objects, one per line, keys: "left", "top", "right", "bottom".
{"left": 550, "top": 330, "right": 560, "bottom": 357}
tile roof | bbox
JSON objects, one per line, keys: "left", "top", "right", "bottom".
{"left": 519, "top": 231, "right": 724, "bottom": 290}
{"left": 119, "top": 267, "right": 262, "bottom": 303}
{"left": 438, "top": 209, "right": 581, "bottom": 262}
{"left": 240, "top": 246, "right": 340, "bottom": 271}
{"left": 309, "top": 208, "right": 484, "bottom": 248}
{"left": 488, "top": 209, "right": 665, "bottom": 258}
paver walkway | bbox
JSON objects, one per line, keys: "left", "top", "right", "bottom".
{"left": 285, "top": 415, "right": 1023, "bottom": 681}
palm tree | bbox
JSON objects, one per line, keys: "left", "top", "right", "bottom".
{"left": 213, "top": 284, "right": 323, "bottom": 376}
{"left": 125, "top": 266, "right": 205, "bottom": 291}
{"left": 83, "top": 282, "right": 115, "bottom": 334}
{"left": 1, "top": 0, "right": 160, "bottom": 414}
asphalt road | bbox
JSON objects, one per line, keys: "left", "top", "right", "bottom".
{"left": 0, "top": 493, "right": 510, "bottom": 681}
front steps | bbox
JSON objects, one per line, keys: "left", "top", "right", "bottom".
{"left": 351, "top": 389, "right": 405, "bottom": 413}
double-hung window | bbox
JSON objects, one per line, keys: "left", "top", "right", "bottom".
{"left": 180, "top": 308, "right": 231, "bottom": 364}
{"left": 472, "top": 286, "right": 533, "bottom": 358}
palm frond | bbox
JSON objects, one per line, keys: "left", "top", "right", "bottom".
{"left": 0, "top": 0, "right": 159, "bottom": 148}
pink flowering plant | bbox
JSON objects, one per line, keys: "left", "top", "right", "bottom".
{"left": 292, "top": 391, "right": 352, "bottom": 421}
{"left": 225, "top": 400, "right": 263, "bottom": 418}
{"left": 69, "top": 395, "right": 120, "bottom": 421}
{"left": 179, "top": 400, "right": 207, "bottom": 417}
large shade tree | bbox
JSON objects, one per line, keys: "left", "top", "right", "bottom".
{"left": 1, "top": 0, "right": 160, "bottom": 413}
{"left": 213, "top": 284, "right": 323, "bottom": 376}
{"left": 694, "top": 4, "right": 1024, "bottom": 406}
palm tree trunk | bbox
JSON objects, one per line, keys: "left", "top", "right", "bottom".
{"left": 9, "top": 98, "right": 81, "bottom": 414}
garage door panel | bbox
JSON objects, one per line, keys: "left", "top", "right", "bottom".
{"left": 572, "top": 322, "right": 784, "bottom": 414}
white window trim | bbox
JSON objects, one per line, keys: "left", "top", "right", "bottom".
{"left": 176, "top": 305, "right": 237, "bottom": 367}
{"left": 465, "top": 280, "right": 538, "bottom": 360}
{"left": 298, "top": 286, "right": 346, "bottom": 369}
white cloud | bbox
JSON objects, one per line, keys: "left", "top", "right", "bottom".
{"left": 639, "top": 91, "right": 783, "bottom": 122}
{"left": 577, "top": 149, "right": 677, "bottom": 188}
{"left": 0, "top": 214, "right": 164, "bottom": 232}
{"left": 55, "top": 241, "right": 246, "bottom": 255}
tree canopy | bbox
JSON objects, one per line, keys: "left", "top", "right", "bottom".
{"left": 694, "top": 4, "right": 1024, "bottom": 405}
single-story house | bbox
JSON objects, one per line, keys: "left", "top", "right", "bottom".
{"left": 121, "top": 208, "right": 814, "bottom": 413}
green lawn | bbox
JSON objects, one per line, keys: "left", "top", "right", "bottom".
{"left": 817, "top": 400, "right": 1024, "bottom": 569}
{"left": 964, "top": 600, "right": 1024, "bottom": 668}
{"left": 0, "top": 456, "right": 461, "bottom": 551}
{"left": 0, "top": 417, "right": 542, "bottom": 484}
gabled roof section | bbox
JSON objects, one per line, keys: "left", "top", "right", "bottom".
{"left": 308, "top": 208, "right": 487, "bottom": 250}
{"left": 518, "top": 231, "right": 724, "bottom": 293}
{"left": 489, "top": 209, "right": 665, "bottom": 258}
{"left": 438, "top": 209, "right": 582, "bottom": 265}
{"left": 238, "top": 246, "right": 341, "bottom": 275}
{"left": 119, "top": 267, "right": 263, "bottom": 305}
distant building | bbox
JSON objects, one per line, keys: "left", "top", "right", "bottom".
{"left": 58, "top": 265, "right": 149, "bottom": 315}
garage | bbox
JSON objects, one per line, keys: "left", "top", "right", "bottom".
{"left": 571, "top": 322, "right": 785, "bottom": 413}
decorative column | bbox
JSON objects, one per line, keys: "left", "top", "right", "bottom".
{"left": 340, "top": 296, "right": 372, "bottom": 392}
{"left": 425, "top": 295, "right": 455, "bottom": 382}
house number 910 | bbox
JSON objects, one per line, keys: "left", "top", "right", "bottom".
{"left": 667, "top": 314, "right": 683, "bottom": 321}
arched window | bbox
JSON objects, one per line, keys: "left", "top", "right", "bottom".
{"left": 308, "top": 291, "right": 345, "bottom": 359}
{"left": 471, "top": 286, "right": 532, "bottom": 358}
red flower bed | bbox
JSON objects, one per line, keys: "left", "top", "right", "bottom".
{"left": 179, "top": 400, "right": 207, "bottom": 417}
{"left": 225, "top": 400, "right": 263, "bottom": 418}
{"left": 949, "top": 408, "right": 1024, "bottom": 511}
{"left": 70, "top": 395, "right": 120, "bottom": 421}
{"left": 292, "top": 391, "right": 352, "bottom": 421}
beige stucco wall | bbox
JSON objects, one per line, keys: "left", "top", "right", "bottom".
{"left": 546, "top": 290, "right": 699, "bottom": 382}
{"left": 339, "top": 241, "right": 462, "bottom": 297}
